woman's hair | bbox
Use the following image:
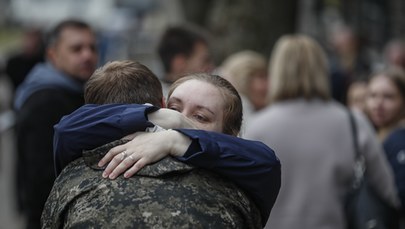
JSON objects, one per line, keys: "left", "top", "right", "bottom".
{"left": 220, "top": 50, "right": 267, "bottom": 96}
{"left": 369, "top": 67, "right": 405, "bottom": 100}
{"left": 168, "top": 73, "right": 243, "bottom": 136}
{"left": 269, "top": 34, "right": 331, "bottom": 103}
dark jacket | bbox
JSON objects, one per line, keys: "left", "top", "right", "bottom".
{"left": 383, "top": 128, "right": 405, "bottom": 212}
{"left": 14, "top": 62, "right": 84, "bottom": 229}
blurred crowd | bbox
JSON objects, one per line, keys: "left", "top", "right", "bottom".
{"left": 0, "top": 2, "right": 404, "bottom": 229}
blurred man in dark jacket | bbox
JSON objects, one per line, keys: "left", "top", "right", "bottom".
{"left": 14, "top": 19, "right": 98, "bottom": 229}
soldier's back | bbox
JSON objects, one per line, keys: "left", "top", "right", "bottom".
{"left": 42, "top": 141, "right": 262, "bottom": 229}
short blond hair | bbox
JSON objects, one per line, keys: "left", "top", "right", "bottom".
{"left": 269, "top": 35, "right": 331, "bottom": 103}
{"left": 220, "top": 50, "right": 267, "bottom": 96}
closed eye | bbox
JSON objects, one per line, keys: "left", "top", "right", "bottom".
{"left": 169, "top": 106, "right": 180, "bottom": 112}
{"left": 192, "top": 114, "right": 209, "bottom": 123}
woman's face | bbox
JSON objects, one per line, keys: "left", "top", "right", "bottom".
{"left": 248, "top": 70, "right": 268, "bottom": 110}
{"left": 167, "top": 79, "right": 224, "bottom": 132}
{"left": 366, "top": 75, "right": 405, "bottom": 128}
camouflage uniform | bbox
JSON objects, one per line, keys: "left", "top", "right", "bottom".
{"left": 42, "top": 140, "right": 262, "bottom": 228}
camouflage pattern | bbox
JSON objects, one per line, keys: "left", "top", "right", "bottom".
{"left": 42, "top": 140, "right": 262, "bottom": 228}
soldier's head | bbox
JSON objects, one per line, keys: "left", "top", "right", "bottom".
{"left": 85, "top": 60, "right": 164, "bottom": 107}
{"left": 157, "top": 26, "right": 213, "bottom": 82}
{"left": 46, "top": 19, "right": 98, "bottom": 82}
{"left": 167, "top": 73, "right": 242, "bottom": 136}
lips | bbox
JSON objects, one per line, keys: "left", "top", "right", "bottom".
{"left": 370, "top": 110, "right": 386, "bottom": 124}
{"left": 80, "top": 63, "right": 96, "bottom": 72}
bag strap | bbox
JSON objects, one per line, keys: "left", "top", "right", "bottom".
{"left": 348, "top": 111, "right": 360, "bottom": 159}
{"left": 348, "top": 110, "right": 365, "bottom": 188}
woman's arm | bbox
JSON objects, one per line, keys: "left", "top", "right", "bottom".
{"left": 175, "top": 129, "right": 281, "bottom": 223}
{"left": 98, "top": 128, "right": 280, "bottom": 224}
{"left": 54, "top": 103, "right": 198, "bottom": 175}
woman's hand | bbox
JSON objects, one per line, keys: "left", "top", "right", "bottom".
{"left": 98, "top": 130, "right": 192, "bottom": 179}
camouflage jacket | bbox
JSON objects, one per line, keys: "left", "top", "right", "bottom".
{"left": 42, "top": 140, "right": 262, "bottom": 229}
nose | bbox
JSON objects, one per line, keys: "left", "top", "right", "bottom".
{"left": 371, "top": 97, "right": 385, "bottom": 111}
{"left": 81, "top": 46, "right": 97, "bottom": 61}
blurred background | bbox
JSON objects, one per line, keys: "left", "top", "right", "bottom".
{"left": 0, "top": 0, "right": 404, "bottom": 228}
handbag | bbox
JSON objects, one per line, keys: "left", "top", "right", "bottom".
{"left": 345, "top": 111, "right": 400, "bottom": 229}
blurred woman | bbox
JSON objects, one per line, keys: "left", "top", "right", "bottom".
{"left": 366, "top": 68, "right": 405, "bottom": 214}
{"left": 218, "top": 50, "right": 268, "bottom": 126}
{"left": 346, "top": 80, "right": 368, "bottom": 113}
{"left": 245, "top": 34, "right": 399, "bottom": 229}
{"left": 366, "top": 68, "right": 405, "bottom": 141}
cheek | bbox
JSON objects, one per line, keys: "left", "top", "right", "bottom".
{"left": 251, "top": 77, "right": 268, "bottom": 93}
{"left": 190, "top": 121, "right": 207, "bottom": 130}
{"left": 213, "top": 118, "right": 224, "bottom": 133}
{"left": 366, "top": 96, "right": 380, "bottom": 110}
{"left": 58, "top": 53, "right": 77, "bottom": 66}
{"left": 191, "top": 119, "right": 224, "bottom": 133}
{"left": 386, "top": 99, "right": 404, "bottom": 116}
{"left": 197, "top": 121, "right": 223, "bottom": 132}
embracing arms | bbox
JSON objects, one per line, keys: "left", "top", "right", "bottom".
{"left": 53, "top": 104, "right": 194, "bottom": 174}
{"left": 53, "top": 103, "right": 281, "bottom": 223}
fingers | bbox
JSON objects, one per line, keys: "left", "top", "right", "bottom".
{"left": 102, "top": 151, "right": 126, "bottom": 178}
{"left": 98, "top": 144, "right": 126, "bottom": 167}
{"left": 123, "top": 158, "right": 148, "bottom": 178}
{"left": 107, "top": 154, "right": 139, "bottom": 179}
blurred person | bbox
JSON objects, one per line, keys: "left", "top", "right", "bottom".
{"left": 327, "top": 25, "right": 371, "bottom": 104}
{"left": 44, "top": 62, "right": 280, "bottom": 228}
{"left": 218, "top": 50, "right": 269, "bottom": 126}
{"left": 366, "top": 68, "right": 405, "bottom": 216}
{"left": 157, "top": 26, "right": 214, "bottom": 96}
{"left": 366, "top": 68, "right": 405, "bottom": 141}
{"left": 383, "top": 39, "right": 405, "bottom": 70}
{"left": 346, "top": 80, "right": 368, "bottom": 114}
{"left": 245, "top": 35, "right": 399, "bottom": 229}
{"left": 5, "top": 27, "right": 45, "bottom": 91}
{"left": 13, "top": 19, "right": 98, "bottom": 229}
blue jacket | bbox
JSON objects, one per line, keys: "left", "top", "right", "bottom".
{"left": 383, "top": 128, "right": 405, "bottom": 211}
{"left": 53, "top": 103, "right": 281, "bottom": 224}
{"left": 14, "top": 62, "right": 83, "bottom": 110}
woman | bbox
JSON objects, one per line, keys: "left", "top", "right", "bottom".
{"left": 366, "top": 68, "right": 405, "bottom": 214}
{"left": 218, "top": 50, "right": 269, "bottom": 125}
{"left": 244, "top": 35, "right": 399, "bottom": 229}
{"left": 53, "top": 73, "right": 280, "bottom": 225}
{"left": 366, "top": 68, "right": 405, "bottom": 141}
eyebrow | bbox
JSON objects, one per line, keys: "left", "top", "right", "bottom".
{"left": 168, "top": 97, "right": 216, "bottom": 115}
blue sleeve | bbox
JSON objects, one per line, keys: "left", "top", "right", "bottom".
{"left": 175, "top": 129, "right": 281, "bottom": 225}
{"left": 53, "top": 103, "right": 159, "bottom": 175}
